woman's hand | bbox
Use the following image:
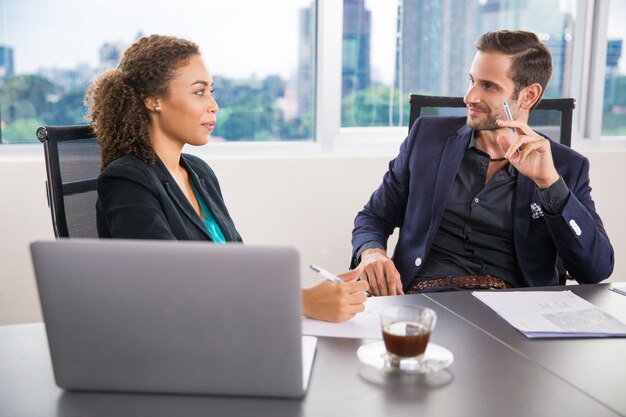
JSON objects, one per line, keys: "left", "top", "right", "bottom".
{"left": 302, "top": 268, "right": 369, "bottom": 323}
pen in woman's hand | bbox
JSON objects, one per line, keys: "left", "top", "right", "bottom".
{"left": 309, "top": 264, "right": 345, "bottom": 283}
{"left": 309, "top": 264, "right": 371, "bottom": 297}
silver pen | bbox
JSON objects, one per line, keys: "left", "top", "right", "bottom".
{"left": 309, "top": 264, "right": 344, "bottom": 283}
{"left": 309, "top": 264, "right": 370, "bottom": 297}
{"left": 502, "top": 100, "right": 518, "bottom": 138}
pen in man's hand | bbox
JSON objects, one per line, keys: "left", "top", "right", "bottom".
{"left": 503, "top": 99, "right": 524, "bottom": 152}
{"left": 502, "top": 100, "right": 518, "bottom": 137}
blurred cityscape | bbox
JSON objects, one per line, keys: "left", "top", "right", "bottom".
{"left": 0, "top": 0, "right": 624, "bottom": 143}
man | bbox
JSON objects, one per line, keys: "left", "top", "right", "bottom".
{"left": 351, "top": 30, "right": 614, "bottom": 296}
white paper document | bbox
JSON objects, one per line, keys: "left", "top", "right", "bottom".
{"left": 301, "top": 297, "right": 387, "bottom": 339}
{"left": 472, "top": 290, "right": 626, "bottom": 338}
{"left": 610, "top": 282, "right": 626, "bottom": 296}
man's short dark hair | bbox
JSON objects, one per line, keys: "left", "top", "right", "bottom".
{"left": 476, "top": 30, "right": 553, "bottom": 111}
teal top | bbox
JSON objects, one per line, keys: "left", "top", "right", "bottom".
{"left": 191, "top": 180, "right": 226, "bottom": 244}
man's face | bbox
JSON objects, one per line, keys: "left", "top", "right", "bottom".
{"left": 463, "top": 51, "right": 520, "bottom": 131}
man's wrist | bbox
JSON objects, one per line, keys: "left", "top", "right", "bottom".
{"left": 539, "top": 176, "right": 570, "bottom": 215}
{"left": 355, "top": 241, "right": 385, "bottom": 264}
{"left": 534, "top": 172, "right": 560, "bottom": 189}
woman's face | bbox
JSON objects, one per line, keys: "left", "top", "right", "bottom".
{"left": 151, "top": 54, "right": 219, "bottom": 147}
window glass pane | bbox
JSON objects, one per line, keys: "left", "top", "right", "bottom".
{"left": 341, "top": 0, "right": 577, "bottom": 128}
{"left": 602, "top": 0, "right": 626, "bottom": 137}
{"left": 0, "top": 0, "right": 315, "bottom": 143}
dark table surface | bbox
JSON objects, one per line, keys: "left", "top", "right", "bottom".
{"left": 1, "top": 285, "right": 623, "bottom": 417}
{"left": 424, "top": 283, "right": 626, "bottom": 417}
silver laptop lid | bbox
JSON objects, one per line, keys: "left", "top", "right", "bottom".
{"left": 31, "top": 239, "right": 310, "bottom": 397}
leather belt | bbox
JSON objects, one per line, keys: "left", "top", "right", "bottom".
{"left": 407, "top": 274, "right": 511, "bottom": 293}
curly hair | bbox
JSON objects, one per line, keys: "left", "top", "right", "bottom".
{"left": 476, "top": 30, "right": 552, "bottom": 112}
{"left": 85, "top": 35, "right": 200, "bottom": 168}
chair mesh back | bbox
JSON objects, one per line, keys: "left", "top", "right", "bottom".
{"left": 408, "top": 95, "right": 574, "bottom": 148}
{"left": 56, "top": 139, "right": 100, "bottom": 238}
{"left": 38, "top": 125, "right": 101, "bottom": 238}
{"left": 57, "top": 139, "right": 101, "bottom": 182}
{"left": 528, "top": 108, "right": 562, "bottom": 147}
{"left": 63, "top": 190, "right": 99, "bottom": 237}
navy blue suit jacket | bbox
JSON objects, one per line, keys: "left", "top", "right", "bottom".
{"left": 352, "top": 116, "right": 614, "bottom": 288}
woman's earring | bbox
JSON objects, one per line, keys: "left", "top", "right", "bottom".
{"left": 154, "top": 106, "right": 161, "bottom": 113}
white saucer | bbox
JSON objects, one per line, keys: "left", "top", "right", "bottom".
{"left": 357, "top": 341, "right": 454, "bottom": 373}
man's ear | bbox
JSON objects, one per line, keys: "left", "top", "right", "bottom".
{"left": 520, "top": 83, "right": 542, "bottom": 110}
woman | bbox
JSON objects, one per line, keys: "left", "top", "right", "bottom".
{"left": 87, "top": 35, "right": 368, "bottom": 323}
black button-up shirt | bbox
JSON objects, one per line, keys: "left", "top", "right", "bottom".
{"left": 355, "top": 132, "right": 571, "bottom": 288}
{"left": 415, "top": 134, "right": 522, "bottom": 286}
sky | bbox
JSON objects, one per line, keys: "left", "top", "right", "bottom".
{"left": 0, "top": 0, "right": 314, "bottom": 79}
{"left": 1, "top": 0, "right": 624, "bottom": 81}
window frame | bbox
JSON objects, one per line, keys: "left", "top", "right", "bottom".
{"left": 1, "top": 0, "right": 626, "bottom": 160}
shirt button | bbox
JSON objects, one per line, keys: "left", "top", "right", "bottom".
{"left": 481, "top": 161, "right": 488, "bottom": 167}
{"left": 415, "top": 257, "right": 422, "bottom": 267}
{"left": 465, "top": 226, "right": 472, "bottom": 233}
{"left": 550, "top": 197, "right": 557, "bottom": 204}
{"left": 474, "top": 197, "right": 480, "bottom": 204}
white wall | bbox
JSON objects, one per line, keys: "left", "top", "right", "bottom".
{"left": 0, "top": 148, "right": 623, "bottom": 325}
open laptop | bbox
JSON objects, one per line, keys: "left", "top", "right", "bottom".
{"left": 30, "top": 239, "right": 316, "bottom": 398}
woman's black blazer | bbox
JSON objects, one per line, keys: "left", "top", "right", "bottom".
{"left": 96, "top": 153, "right": 242, "bottom": 242}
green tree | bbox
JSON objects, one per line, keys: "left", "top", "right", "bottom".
{"left": 0, "top": 74, "right": 56, "bottom": 122}
{"left": 213, "top": 75, "right": 290, "bottom": 141}
{"left": 2, "top": 118, "right": 45, "bottom": 143}
{"left": 342, "top": 85, "right": 408, "bottom": 127}
{"left": 48, "top": 85, "right": 89, "bottom": 125}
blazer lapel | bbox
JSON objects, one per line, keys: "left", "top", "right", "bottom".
{"left": 180, "top": 156, "right": 237, "bottom": 242}
{"left": 428, "top": 125, "right": 471, "bottom": 237}
{"left": 153, "top": 156, "right": 213, "bottom": 240}
{"left": 513, "top": 173, "right": 538, "bottom": 260}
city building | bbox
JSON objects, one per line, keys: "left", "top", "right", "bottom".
{"left": 342, "top": 0, "right": 371, "bottom": 98}
{"left": 0, "top": 46, "right": 15, "bottom": 79}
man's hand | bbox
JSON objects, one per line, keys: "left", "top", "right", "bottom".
{"left": 358, "top": 248, "right": 404, "bottom": 296}
{"left": 496, "top": 119, "right": 560, "bottom": 189}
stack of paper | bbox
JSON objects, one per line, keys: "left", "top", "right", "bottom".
{"left": 473, "top": 290, "right": 626, "bottom": 338}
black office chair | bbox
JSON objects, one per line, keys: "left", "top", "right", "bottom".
{"left": 408, "top": 94, "right": 576, "bottom": 284}
{"left": 408, "top": 94, "right": 575, "bottom": 147}
{"left": 36, "top": 124, "right": 100, "bottom": 238}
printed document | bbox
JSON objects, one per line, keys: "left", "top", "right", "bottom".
{"left": 473, "top": 290, "right": 626, "bottom": 338}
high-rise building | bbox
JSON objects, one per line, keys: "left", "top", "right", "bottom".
{"left": 343, "top": 0, "right": 371, "bottom": 97}
{"left": 605, "top": 39, "right": 623, "bottom": 106}
{"left": 297, "top": 4, "right": 316, "bottom": 115}
{"left": 400, "top": 0, "right": 479, "bottom": 98}
{"left": 479, "top": 0, "right": 574, "bottom": 98}
{"left": 99, "top": 41, "right": 127, "bottom": 70}
{"left": 0, "top": 46, "right": 15, "bottom": 79}
{"left": 399, "top": 0, "right": 573, "bottom": 99}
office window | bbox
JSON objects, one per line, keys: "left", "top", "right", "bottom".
{"left": 602, "top": 1, "right": 626, "bottom": 137}
{"left": 341, "top": 0, "right": 578, "bottom": 128}
{"left": 0, "top": 0, "right": 315, "bottom": 143}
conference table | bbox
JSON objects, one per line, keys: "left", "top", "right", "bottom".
{"left": 1, "top": 283, "right": 624, "bottom": 417}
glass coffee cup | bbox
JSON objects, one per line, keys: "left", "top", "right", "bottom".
{"left": 380, "top": 305, "right": 437, "bottom": 371}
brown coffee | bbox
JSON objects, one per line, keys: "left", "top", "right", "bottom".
{"left": 382, "top": 321, "right": 431, "bottom": 357}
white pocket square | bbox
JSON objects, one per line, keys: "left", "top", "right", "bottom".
{"left": 530, "top": 203, "right": 544, "bottom": 219}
